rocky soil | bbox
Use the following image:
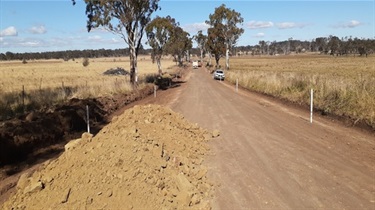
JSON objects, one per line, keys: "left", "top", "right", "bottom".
{"left": 2, "top": 105, "right": 216, "bottom": 209}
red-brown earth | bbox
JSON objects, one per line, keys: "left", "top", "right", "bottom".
{"left": 1, "top": 65, "right": 374, "bottom": 209}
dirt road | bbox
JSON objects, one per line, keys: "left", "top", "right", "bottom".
{"left": 2, "top": 65, "right": 374, "bottom": 209}
{"left": 167, "top": 67, "right": 375, "bottom": 209}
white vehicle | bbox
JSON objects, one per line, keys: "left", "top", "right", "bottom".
{"left": 213, "top": 69, "right": 225, "bottom": 80}
{"left": 192, "top": 61, "right": 198, "bottom": 69}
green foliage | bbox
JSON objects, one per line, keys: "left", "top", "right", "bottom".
{"left": 206, "top": 4, "right": 244, "bottom": 47}
{"left": 206, "top": 27, "right": 226, "bottom": 67}
{"left": 205, "top": 4, "right": 244, "bottom": 69}
{"left": 145, "top": 16, "right": 177, "bottom": 74}
{"left": 84, "top": 0, "right": 160, "bottom": 33}
{"left": 82, "top": 0, "right": 160, "bottom": 84}
{"left": 167, "top": 26, "right": 192, "bottom": 66}
{"left": 193, "top": 30, "right": 208, "bottom": 60}
{"left": 327, "top": 36, "right": 341, "bottom": 54}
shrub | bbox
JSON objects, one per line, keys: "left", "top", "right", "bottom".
{"left": 82, "top": 57, "right": 89, "bottom": 67}
{"left": 144, "top": 74, "right": 158, "bottom": 84}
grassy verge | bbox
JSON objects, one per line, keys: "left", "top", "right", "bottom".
{"left": 0, "top": 80, "right": 136, "bottom": 120}
{"left": 225, "top": 55, "right": 375, "bottom": 130}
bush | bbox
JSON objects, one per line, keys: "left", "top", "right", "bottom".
{"left": 82, "top": 57, "right": 89, "bottom": 67}
{"left": 144, "top": 74, "right": 158, "bottom": 84}
{"left": 103, "top": 67, "right": 129, "bottom": 76}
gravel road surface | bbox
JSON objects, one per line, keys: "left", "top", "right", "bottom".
{"left": 170, "top": 67, "right": 375, "bottom": 209}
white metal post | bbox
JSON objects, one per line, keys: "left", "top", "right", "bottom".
{"left": 310, "top": 89, "right": 313, "bottom": 124}
{"left": 86, "top": 105, "right": 90, "bottom": 133}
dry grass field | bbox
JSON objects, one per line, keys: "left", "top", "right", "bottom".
{"left": 0, "top": 55, "right": 176, "bottom": 119}
{"left": 0, "top": 55, "right": 175, "bottom": 95}
{"left": 224, "top": 54, "right": 375, "bottom": 129}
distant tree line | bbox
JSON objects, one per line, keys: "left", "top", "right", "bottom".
{"left": 1, "top": 35, "right": 373, "bottom": 62}
{"left": 0, "top": 47, "right": 152, "bottom": 61}
{"left": 235, "top": 36, "right": 375, "bottom": 57}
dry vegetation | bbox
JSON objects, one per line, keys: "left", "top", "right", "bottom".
{"left": 0, "top": 55, "right": 175, "bottom": 94}
{"left": 224, "top": 54, "right": 375, "bottom": 129}
{"left": 0, "top": 55, "right": 176, "bottom": 120}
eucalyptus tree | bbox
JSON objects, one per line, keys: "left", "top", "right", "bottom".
{"left": 193, "top": 30, "right": 208, "bottom": 61}
{"left": 327, "top": 35, "right": 341, "bottom": 55}
{"left": 266, "top": 41, "right": 271, "bottom": 55}
{"left": 315, "top": 37, "right": 328, "bottom": 53}
{"left": 146, "top": 16, "right": 177, "bottom": 75}
{"left": 205, "top": 26, "right": 226, "bottom": 67}
{"left": 78, "top": 0, "right": 160, "bottom": 85}
{"left": 167, "top": 26, "right": 192, "bottom": 66}
{"left": 206, "top": 4, "right": 244, "bottom": 70}
{"left": 0, "top": 53, "right": 6, "bottom": 61}
{"left": 258, "top": 40, "right": 266, "bottom": 54}
{"left": 287, "top": 37, "right": 293, "bottom": 55}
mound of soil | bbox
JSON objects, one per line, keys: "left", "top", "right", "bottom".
{"left": 2, "top": 105, "right": 214, "bottom": 209}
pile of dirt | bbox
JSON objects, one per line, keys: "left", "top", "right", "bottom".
{"left": 2, "top": 105, "right": 215, "bottom": 209}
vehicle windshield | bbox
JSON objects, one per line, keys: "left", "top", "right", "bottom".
{"left": 216, "top": 71, "right": 223, "bottom": 74}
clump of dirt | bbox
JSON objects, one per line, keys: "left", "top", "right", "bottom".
{"left": 2, "top": 105, "right": 214, "bottom": 209}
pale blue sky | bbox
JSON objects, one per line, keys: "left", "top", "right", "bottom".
{"left": 0, "top": 0, "right": 374, "bottom": 53}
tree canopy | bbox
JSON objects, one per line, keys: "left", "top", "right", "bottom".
{"left": 167, "top": 26, "right": 192, "bottom": 66}
{"left": 206, "top": 27, "right": 226, "bottom": 67}
{"left": 193, "top": 30, "right": 208, "bottom": 61}
{"left": 82, "top": 0, "right": 160, "bottom": 85}
{"left": 206, "top": 4, "right": 244, "bottom": 70}
{"left": 145, "top": 16, "right": 178, "bottom": 74}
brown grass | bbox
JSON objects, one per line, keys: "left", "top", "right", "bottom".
{"left": 223, "top": 54, "right": 375, "bottom": 129}
{"left": 0, "top": 55, "right": 176, "bottom": 120}
{"left": 0, "top": 55, "right": 175, "bottom": 95}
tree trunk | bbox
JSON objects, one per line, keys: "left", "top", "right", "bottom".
{"left": 215, "top": 54, "right": 220, "bottom": 68}
{"left": 129, "top": 45, "right": 138, "bottom": 85}
{"left": 178, "top": 54, "right": 182, "bottom": 66}
{"left": 208, "top": 52, "right": 212, "bottom": 66}
{"left": 200, "top": 49, "right": 203, "bottom": 61}
{"left": 225, "top": 44, "right": 230, "bottom": 70}
{"left": 156, "top": 55, "right": 162, "bottom": 75}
